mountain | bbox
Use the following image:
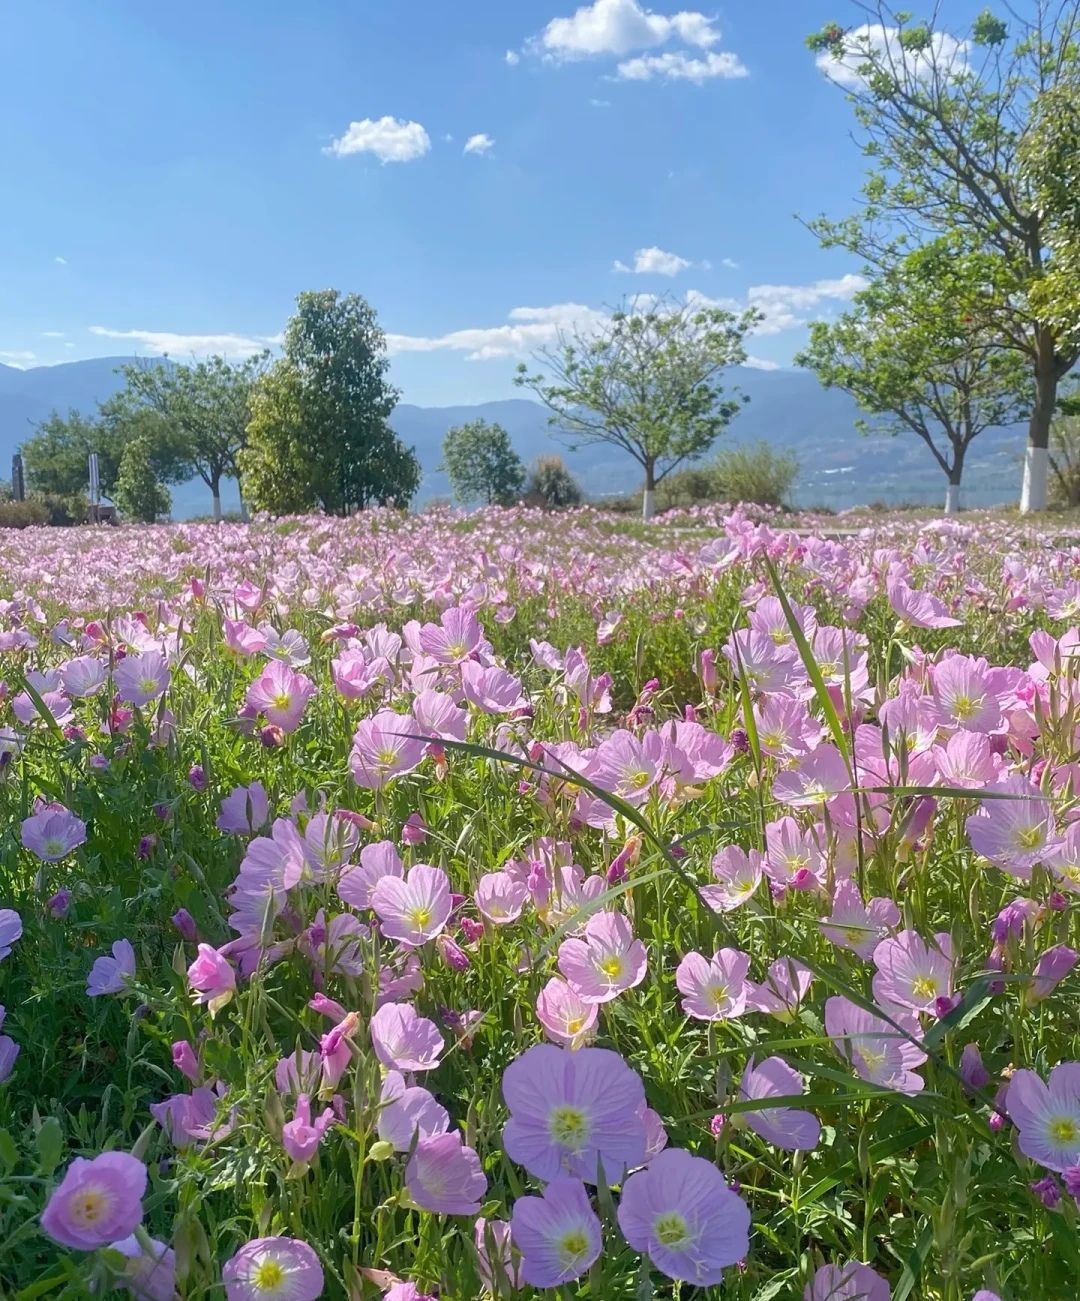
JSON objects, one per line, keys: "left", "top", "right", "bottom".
{"left": 0, "top": 357, "right": 1028, "bottom": 516}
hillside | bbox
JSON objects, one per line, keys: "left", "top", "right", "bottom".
{"left": 0, "top": 357, "right": 1028, "bottom": 516}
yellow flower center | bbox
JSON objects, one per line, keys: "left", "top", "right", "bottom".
{"left": 549, "top": 1105, "right": 589, "bottom": 1148}
{"left": 139, "top": 677, "right": 159, "bottom": 696}
{"left": 911, "top": 975, "right": 938, "bottom": 1000}
{"left": 447, "top": 641, "right": 468, "bottom": 660}
{"left": 858, "top": 1046, "right": 886, "bottom": 1072}
{"left": 598, "top": 955, "right": 625, "bottom": 979}
{"left": 271, "top": 692, "right": 292, "bottom": 712}
{"left": 1014, "top": 826, "right": 1043, "bottom": 850}
{"left": 407, "top": 906, "right": 433, "bottom": 931}
{"left": 843, "top": 926, "right": 866, "bottom": 945}
{"left": 768, "top": 628, "right": 789, "bottom": 645}
{"left": 69, "top": 1186, "right": 110, "bottom": 1228}
{"left": 566, "top": 1015, "right": 585, "bottom": 1035}
{"left": 376, "top": 748, "right": 399, "bottom": 767}
{"left": 654, "top": 1211, "right": 691, "bottom": 1247}
{"left": 251, "top": 1259, "right": 287, "bottom": 1291}
{"left": 627, "top": 769, "right": 651, "bottom": 790}
{"left": 952, "top": 694, "right": 979, "bottom": 721}
{"left": 557, "top": 1228, "right": 591, "bottom": 1267}
{"left": 1049, "top": 1116, "right": 1079, "bottom": 1144}
{"left": 709, "top": 983, "right": 730, "bottom": 1008}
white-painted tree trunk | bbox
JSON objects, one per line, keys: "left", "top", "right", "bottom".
{"left": 944, "top": 483, "right": 959, "bottom": 515}
{"left": 1020, "top": 445, "right": 1049, "bottom": 513}
{"left": 642, "top": 487, "right": 655, "bottom": 520}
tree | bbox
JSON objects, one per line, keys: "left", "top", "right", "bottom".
{"left": 515, "top": 297, "right": 757, "bottom": 519}
{"left": 525, "top": 455, "right": 584, "bottom": 508}
{"left": 797, "top": 238, "right": 1030, "bottom": 513}
{"left": 1050, "top": 387, "right": 1080, "bottom": 505}
{"left": 442, "top": 420, "right": 525, "bottom": 506}
{"left": 21, "top": 404, "right": 188, "bottom": 503}
{"left": 807, "top": 3, "right": 1080, "bottom": 511}
{"left": 113, "top": 437, "right": 171, "bottom": 523}
{"left": 240, "top": 290, "right": 419, "bottom": 516}
{"left": 120, "top": 353, "right": 268, "bottom": 519}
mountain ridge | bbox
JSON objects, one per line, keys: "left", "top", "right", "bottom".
{"left": 0, "top": 356, "right": 1027, "bottom": 515}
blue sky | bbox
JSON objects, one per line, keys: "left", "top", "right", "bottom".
{"left": 0, "top": 1, "right": 978, "bottom": 405}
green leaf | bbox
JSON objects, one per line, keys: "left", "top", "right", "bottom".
{"left": 35, "top": 1116, "right": 63, "bottom": 1176}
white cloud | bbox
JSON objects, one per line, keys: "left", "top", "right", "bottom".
{"left": 324, "top": 116, "right": 431, "bottom": 163}
{"left": 41, "top": 330, "right": 66, "bottom": 338}
{"left": 721, "top": 257, "right": 739, "bottom": 269}
{"left": 505, "top": 49, "right": 520, "bottom": 65}
{"left": 89, "top": 326, "right": 277, "bottom": 360}
{"left": 0, "top": 350, "right": 37, "bottom": 366}
{"left": 617, "top": 49, "right": 747, "bottom": 81}
{"left": 615, "top": 246, "right": 693, "bottom": 276}
{"left": 388, "top": 275, "right": 866, "bottom": 365}
{"left": 538, "top": 0, "right": 718, "bottom": 57}
{"left": 744, "top": 355, "right": 780, "bottom": 370}
{"left": 589, "top": 97, "right": 612, "bottom": 107}
{"left": 464, "top": 133, "right": 495, "bottom": 155}
{"left": 816, "top": 23, "right": 968, "bottom": 89}
{"left": 54, "top": 256, "right": 67, "bottom": 265}
{"left": 387, "top": 303, "right": 609, "bottom": 362}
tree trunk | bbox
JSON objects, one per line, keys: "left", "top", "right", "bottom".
{"left": 944, "top": 444, "right": 965, "bottom": 516}
{"left": 642, "top": 462, "right": 656, "bottom": 521}
{"left": 1021, "top": 340, "right": 1058, "bottom": 514}
{"left": 211, "top": 479, "right": 222, "bottom": 521}
{"left": 237, "top": 482, "right": 249, "bottom": 523}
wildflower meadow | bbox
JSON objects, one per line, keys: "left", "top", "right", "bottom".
{"left": 1, "top": 503, "right": 1079, "bottom": 1300}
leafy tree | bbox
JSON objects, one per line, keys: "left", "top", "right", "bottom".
{"left": 515, "top": 297, "right": 756, "bottom": 518}
{"left": 524, "top": 455, "right": 584, "bottom": 509}
{"left": 807, "top": 3, "right": 1080, "bottom": 511}
{"left": 442, "top": 420, "right": 525, "bottom": 506}
{"left": 797, "top": 238, "right": 1029, "bottom": 513}
{"left": 241, "top": 290, "right": 419, "bottom": 515}
{"left": 113, "top": 437, "right": 171, "bottom": 523}
{"left": 21, "top": 410, "right": 121, "bottom": 499}
{"left": 119, "top": 353, "right": 268, "bottom": 519}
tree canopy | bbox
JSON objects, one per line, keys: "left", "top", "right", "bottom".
{"left": 807, "top": 1, "right": 1080, "bottom": 510}
{"left": 442, "top": 420, "right": 525, "bottom": 506}
{"left": 515, "top": 297, "right": 756, "bottom": 518}
{"left": 241, "top": 290, "right": 420, "bottom": 516}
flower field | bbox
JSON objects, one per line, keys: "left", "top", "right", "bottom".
{"left": 2, "top": 504, "right": 1080, "bottom": 1300}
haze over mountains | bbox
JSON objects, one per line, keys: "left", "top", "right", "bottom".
{"left": 0, "top": 357, "right": 1027, "bottom": 517}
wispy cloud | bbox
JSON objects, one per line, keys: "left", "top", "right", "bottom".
{"left": 463, "top": 133, "right": 495, "bottom": 155}
{"left": 88, "top": 326, "right": 277, "bottom": 360}
{"left": 614, "top": 246, "right": 693, "bottom": 276}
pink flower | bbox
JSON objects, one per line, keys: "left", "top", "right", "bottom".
{"left": 820, "top": 881, "right": 900, "bottom": 960}
{"left": 887, "top": 576, "right": 961, "bottom": 628}
{"left": 931, "top": 732, "right": 1002, "bottom": 788}
{"left": 224, "top": 618, "right": 268, "bottom": 656}
{"left": 370, "top": 1002, "right": 444, "bottom": 1072}
{"left": 536, "top": 976, "right": 598, "bottom": 1049}
{"left": 350, "top": 711, "right": 426, "bottom": 789}
{"left": 377, "top": 1071, "right": 449, "bottom": 1152}
{"left": 738, "top": 1056, "right": 820, "bottom": 1150}
{"left": 872, "top": 930, "right": 954, "bottom": 1014}
{"left": 113, "top": 650, "right": 171, "bottom": 706}
{"left": 86, "top": 939, "right": 136, "bottom": 997}
{"left": 411, "top": 689, "right": 468, "bottom": 742}
{"left": 108, "top": 1233, "right": 176, "bottom": 1301}
{"left": 338, "top": 840, "right": 404, "bottom": 910}
{"left": 1028, "top": 945, "right": 1078, "bottom": 1003}
{"left": 40, "top": 1151, "right": 147, "bottom": 1250}
{"left": 1006, "top": 1063, "right": 1080, "bottom": 1172}
{"left": 419, "top": 606, "right": 484, "bottom": 664}
{"left": 0, "top": 909, "right": 22, "bottom": 961}
{"left": 282, "top": 1094, "right": 337, "bottom": 1164}
{"left": 587, "top": 730, "right": 659, "bottom": 805}
{"left": 826, "top": 996, "right": 926, "bottom": 1095}
{"left": 930, "top": 654, "right": 1003, "bottom": 733}
{"left": 557, "top": 911, "right": 648, "bottom": 1004}
{"left": 510, "top": 1177, "right": 601, "bottom": 1288}
{"left": 475, "top": 871, "right": 528, "bottom": 924}
{"left": 772, "top": 745, "right": 849, "bottom": 809}
{"left": 700, "top": 845, "right": 763, "bottom": 912}
{"left": 217, "top": 782, "right": 270, "bottom": 835}
{"left": 150, "top": 1085, "right": 236, "bottom": 1148}
{"left": 675, "top": 948, "right": 752, "bottom": 1021}
{"left": 461, "top": 660, "right": 527, "bottom": 714}
{"left": 223, "top": 1237, "right": 324, "bottom": 1301}
{"left": 474, "top": 1217, "right": 522, "bottom": 1293}
{"left": 804, "top": 1261, "right": 890, "bottom": 1300}
{"left": 406, "top": 1131, "right": 487, "bottom": 1215}
{"left": 501, "top": 1043, "right": 647, "bottom": 1184}
{"left": 617, "top": 1148, "right": 750, "bottom": 1287}
{"left": 186, "top": 943, "right": 236, "bottom": 1014}
{"left": 965, "top": 776, "right": 1059, "bottom": 880}
{"left": 245, "top": 661, "right": 316, "bottom": 733}
{"left": 20, "top": 804, "right": 86, "bottom": 862}
{"left": 371, "top": 864, "right": 452, "bottom": 947}
{"left": 512, "top": 1176, "right": 603, "bottom": 1285}
{"left": 746, "top": 957, "right": 813, "bottom": 1020}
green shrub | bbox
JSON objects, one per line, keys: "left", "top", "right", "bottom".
{"left": 709, "top": 441, "right": 798, "bottom": 507}
{"left": 524, "top": 455, "right": 583, "bottom": 508}
{"left": 0, "top": 499, "right": 51, "bottom": 529}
